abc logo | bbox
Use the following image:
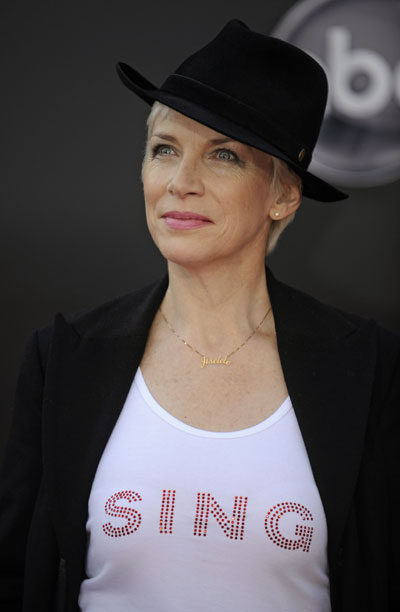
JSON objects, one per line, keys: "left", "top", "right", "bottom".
{"left": 272, "top": 0, "right": 400, "bottom": 188}
{"left": 317, "top": 27, "right": 400, "bottom": 119}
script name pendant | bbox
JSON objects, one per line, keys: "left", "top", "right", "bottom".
{"left": 201, "top": 355, "right": 232, "bottom": 369}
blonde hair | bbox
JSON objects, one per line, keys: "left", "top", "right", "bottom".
{"left": 144, "top": 101, "right": 302, "bottom": 254}
{"left": 267, "top": 158, "right": 302, "bottom": 254}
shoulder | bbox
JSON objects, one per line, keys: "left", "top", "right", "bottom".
{"left": 269, "top": 268, "right": 370, "bottom": 331}
{"left": 268, "top": 267, "right": 400, "bottom": 365}
{"left": 289, "top": 279, "right": 399, "bottom": 348}
{"left": 269, "top": 272, "right": 400, "bottom": 435}
{"left": 31, "top": 275, "right": 168, "bottom": 370}
{"left": 64, "top": 275, "right": 168, "bottom": 338}
{"left": 38, "top": 274, "right": 168, "bottom": 342}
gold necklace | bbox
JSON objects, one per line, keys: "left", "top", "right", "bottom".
{"left": 159, "top": 306, "right": 272, "bottom": 369}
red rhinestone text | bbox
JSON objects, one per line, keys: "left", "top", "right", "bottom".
{"left": 102, "top": 490, "right": 142, "bottom": 538}
{"left": 159, "top": 489, "right": 176, "bottom": 534}
{"left": 264, "top": 501, "right": 314, "bottom": 552}
{"left": 193, "top": 493, "right": 247, "bottom": 540}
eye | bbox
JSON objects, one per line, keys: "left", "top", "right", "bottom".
{"left": 151, "top": 144, "right": 175, "bottom": 158}
{"left": 215, "top": 148, "right": 239, "bottom": 162}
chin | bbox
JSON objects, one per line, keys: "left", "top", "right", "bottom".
{"left": 156, "top": 237, "right": 220, "bottom": 268}
{"left": 161, "top": 248, "right": 213, "bottom": 268}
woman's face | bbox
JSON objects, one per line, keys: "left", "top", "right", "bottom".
{"left": 141, "top": 109, "right": 278, "bottom": 269}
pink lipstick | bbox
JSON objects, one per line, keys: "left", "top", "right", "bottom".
{"left": 162, "top": 210, "right": 212, "bottom": 230}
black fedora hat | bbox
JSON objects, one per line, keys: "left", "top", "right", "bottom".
{"left": 116, "top": 19, "right": 347, "bottom": 202}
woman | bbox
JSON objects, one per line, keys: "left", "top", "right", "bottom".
{"left": 0, "top": 19, "right": 399, "bottom": 612}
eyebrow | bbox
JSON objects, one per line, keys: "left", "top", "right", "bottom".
{"left": 151, "top": 132, "right": 236, "bottom": 146}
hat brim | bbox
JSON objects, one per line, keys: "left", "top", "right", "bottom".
{"left": 116, "top": 62, "right": 348, "bottom": 202}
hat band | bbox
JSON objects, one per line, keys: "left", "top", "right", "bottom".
{"left": 160, "top": 74, "right": 312, "bottom": 168}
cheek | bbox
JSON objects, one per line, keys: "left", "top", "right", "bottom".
{"left": 218, "top": 180, "right": 270, "bottom": 222}
{"left": 246, "top": 178, "right": 274, "bottom": 216}
{"left": 142, "top": 168, "right": 166, "bottom": 208}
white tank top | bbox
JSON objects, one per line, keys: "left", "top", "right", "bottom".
{"left": 79, "top": 368, "right": 331, "bottom": 612}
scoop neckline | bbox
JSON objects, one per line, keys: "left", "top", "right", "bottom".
{"left": 135, "top": 367, "right": 292, "bottom": 439}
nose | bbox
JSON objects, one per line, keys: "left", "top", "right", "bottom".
{"left": 167, "top": 156, "right": 205, "bottom": 199}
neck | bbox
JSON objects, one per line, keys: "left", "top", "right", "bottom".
{"left": 162, "top": 254, "right": 273, "bottom": 353}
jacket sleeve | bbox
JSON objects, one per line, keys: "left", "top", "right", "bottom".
{"left": 0, "top": 330, "right": 49, "bottom": 610}
{"left": 379, "top": 328, "right": 400, "bottom": 610}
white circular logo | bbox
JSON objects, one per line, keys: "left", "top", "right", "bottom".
{"left": 272, "top": 0, "right": 400, "bottom": 187}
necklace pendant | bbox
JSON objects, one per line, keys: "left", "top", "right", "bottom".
{"left": 201, "top": 355, "right": 232, "bottom": 369}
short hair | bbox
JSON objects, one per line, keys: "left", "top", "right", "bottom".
{"left": 144, "top": 101, "right": 302, "bottom": 254}
{"left": 267, "top": 158, "right": 302, "bottom": 254}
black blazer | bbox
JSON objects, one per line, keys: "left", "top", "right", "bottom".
{"left": 0, "top": 268, "right": 399, "bottom": 611}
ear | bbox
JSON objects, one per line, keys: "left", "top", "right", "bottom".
{"left": 269, "top": 183, "right": 302, "bottom": 221}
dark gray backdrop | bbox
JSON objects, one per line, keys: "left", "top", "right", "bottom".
{"left": 1, "top": 0, "right": 399, "bottom": 458}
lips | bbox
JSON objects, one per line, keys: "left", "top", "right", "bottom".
{"left": 162, "top": 210, "right": 213, "bottom": 230}
{"left": 162, "top": 211, "right": 211, "bottom": 222}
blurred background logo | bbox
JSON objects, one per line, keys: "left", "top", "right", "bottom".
{"left": 272, "top": 0, "right": 400, "bottom": 188}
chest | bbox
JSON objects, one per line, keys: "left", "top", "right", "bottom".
{"left": 80, "top": 374, "right": 331, "bottom": 612}
{"left": 140, "top": 328, "right": 289, "bottom": 432}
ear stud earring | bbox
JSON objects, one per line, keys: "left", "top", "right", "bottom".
{"left": 274, "top": 211, "right": 280, "bottom": 217}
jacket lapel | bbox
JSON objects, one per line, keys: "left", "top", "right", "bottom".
{"left": 43, "top": 277, "right": 168, "bottom": 594}
{"left": 267, "top": 269, "right": 377, "bottom": 572}
{"left": 44, "top": 268, "right": 377, "bottom": 599}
